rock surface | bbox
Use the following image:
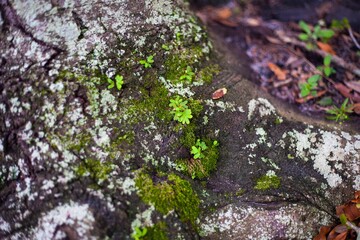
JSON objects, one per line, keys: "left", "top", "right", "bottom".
{"left": 0, "top": 0, "right": 359, "bottom": 239}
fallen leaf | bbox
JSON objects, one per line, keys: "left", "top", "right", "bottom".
{"left": 328, "top": 225, "right": 348, "bottom": 240}
{"left": 267, "top": 62, "right": 287, "bottom": 80}
{"left": 214, "top": 7, "right": 232, "bottom": 20}
{"left": 334, "top": 83, "right": 352, "bottom": 98}
{"left": 317, "top": 41, "right": 336, "bottom": 55}
{"left": 314, "top": 226, "right": 331, "bottom": 240}
{"left": 212, "top": 88, "right": 227, "bottom": 100}
{"left": 352, "top": 103, "right": 360, "bottom": 114}
{"left": 345, "top": 81, "right": 360, "bottom": 93}
{"left": 333, "top": 231, "right": 348, "bottom": 240}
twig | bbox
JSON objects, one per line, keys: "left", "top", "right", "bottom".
{"left": 346, "top": 221, "right": 360, "bottom": 240}
{"left": 348, "top": 26, "right": 360, "bottom": 50}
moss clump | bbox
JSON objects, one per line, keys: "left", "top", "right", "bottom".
{"left": 177, "top": 139, "right": 219, "bottom": 179}
{"left": 197, "top": 64, "right": 221, "bottom": 84}
{"left": 254, "top": 172, "right": 281, "bottom": 190}
{"left": 144, "top": 222, "right": 168, "bottom": 240}
{"left": 135, "top": 171, "right": 200, "bottom": 226}
{"left": 75, "top": 159, "right": 113, "bottom": 183}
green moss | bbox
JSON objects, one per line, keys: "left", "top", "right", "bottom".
{"left": 144, "top": 222, "right": 168, "bottom": 240}
{"left": 198, "top": 64, "right": 221, "bottom": 84}
{"left": 254, "top": 174, "right": 281, "bottom": 190}
{"left": 135, "top": 171, "right": 200, "bottom": 226}
{"left": 177, "top": 139, "right": 219, "bottom": 179}
{"left": 75, "top": 159, "right": 113, "bottom": 183}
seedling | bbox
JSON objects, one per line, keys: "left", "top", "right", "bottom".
{"left": 179, "top": 66, "right": 195, "bottom": 82}
{"left": 326, "top": 98, "right": 353, "bottom": 123}
{"left": 331, "top": 18, "right": 350, "bottom": 31}
{"left": 191, "top": 139, "right": 208, "bottom": 159}
{"left": 108, "top": 74, "right": 124, "bottom": 90}
{"left": 298, "top": 20, "right": 335, "bottom": 49}
{"left": 169, "top": 96, "right": 193, "bottom": 124}
{"left": 139, "top": 55, "right": 154, "bottom": 68}
{"left": 299, "top": 74, "right": 321, "bottom": 97}
{"left": 317, "top": 55, "right": 336, "bottom": 77}
{"left": 131, "top": 227, "right": 147, "bottom": 240}
{"left": 161, "top": 44, "right": 170, "bottom": 51}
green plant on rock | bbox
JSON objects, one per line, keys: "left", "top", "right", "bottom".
{"left": 326, "top": 98, "right": 353, "bottom": 123}
{"left": 317, "top": 55, "right": 336, "bottom": 77}
{"left": 299, "top": 74, "right": 321, "bottom": 97}
{"left": 298, "top": 20, "right": 335, "bottom": 49}
{"left": 135, "top": 171, "right": 200, "bottom": 226}
{"left": 169, "top": 96, "right": 193, "bottom": 124}
{"left": 139, "top": 55, "right": 154, "bottom": 68}
{"left": 179, "top": 66, "right": 195, "bottom": 82}
{"left": 131, "top": 227, "right": 148, "bottom": 240}
{"left": 178, "top": 139, "right": 219, "bottom": 179}
{"left": 191, "top": 139, "right": 208, "bottom": 159}
{"left": 108, "top": 74, "right": 124, "bottom": 90}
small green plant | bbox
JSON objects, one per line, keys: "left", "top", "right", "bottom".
{"left": 326, "top": 98, "right": 353, "bottom": 123}
{"left": 139, "top": 55, "right": 154, "bottom": 68}
{"left": 131, "top": 227, "right": 148, "bottom": 240}
{"left": 169, "top": 96, "right": 193, "bottom": 124}
{"left": 191, "top": 139, "right": 208, "bottom": 159}
{"left": 299, "top": 74, "right": 321, "bottom": 97}
{"left": 179, "top": 66, "right": 195, "bottom": 82}
{"left": 108, "top": 74, "right": 124, "bottom": 90}
{"left": 317, "top": 55, "right": 336, "bottom": 77}
{"left": 161, "top": 44, "right": 170, "bottom": 51}
{"left": 298, "top": 20, "right": 335, "bottom": 49}
{"left": 331, "top": 18, "right": 350, "bottom": 31}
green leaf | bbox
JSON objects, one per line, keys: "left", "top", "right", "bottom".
{"left": 162, "top": 44, "right": 170, "bottom": 51}
{"left": 311, "top": 90, "right": 317, "bottom": 96}
{"left": 317, "top": 97, "right": 333, "bottom": 106}
{"left": 318, "top": 29, "right": 335, "bottom": 39}
{"left": 339, "top": 213, "right": 347, "bottom": 225}
{"left": 298, "top": 33, "right": 309, "bottom": 41}
{"left": 300, "top": 87, "right": 310, "bottom": 97}
{"left": 115, "top": 75, "right": 124, "bottom": 90}
{"left": 308, "top": 74, "right": 320, "bottom": 85}
{"left": 323, "top": 55, "right": 332, "bottom": 66}
{"left": 107, "top": 78, "right": 114, "bottom": 89}
{"left": 324, "top": 66, "right": 332, "bottom": 77}
{"left": 299, "top": 21, "right": 311, "bottom": 34}
{"left": 147, "top": 55, "right": 154, "bottom": 64}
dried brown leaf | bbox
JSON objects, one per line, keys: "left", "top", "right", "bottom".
{"left": 314, "top": 226, "right": 331, "bottom": 240}
{"left": 345, "top": 81, "right": 360, "bottom": 93}
{"left": 295, "top": 90, "right": 326, "bottom": 103}
{"left": 268, "top": 62, "right": 287, "bottom": 80}
{"left": 333, "top": 231, "right": 348, "bottom": 240}
{"left": 317, "top": 41, "right": 336, "bottom": 55}
{"left": 212, "top": 88, "right": 227, "bottom": 100}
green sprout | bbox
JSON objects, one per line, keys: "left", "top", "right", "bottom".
{"left": 107, "top": 74, "right": 124, "bottom": 90}
{"left": 317, "top": 55, "right": 336, "bottom": 77}
{"left": 131, "top": 227, "right": 148, "bottom": 240}
{"left": 326, "top": 98, "right": 353, "bottom": 123}
{"left": 191, "top": 139, "right": 208, "bottom": 159}
{"left": 179, "top": 66, "right": 195, "bottom": 82}
{"left": 139, "top": 55, "right": 154, "bottom": 68}
{"left": 331, "top": 18, "right": 350, "bottom": 31}
{"left": 298, "top": 20, "right": 335, "bottom": 49}
{"left": 299, "top": 74, "right": 321, "bottom": 97}
{"left": 169, "top": 96, "right": 193, "bottom": 124}
{"left": 161, "top": 44, "right": 170, "bottom": 51}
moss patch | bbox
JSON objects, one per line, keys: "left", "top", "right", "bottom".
{"left": 254, "top": 171, "right": 281, "bottom": 190}
{"left": 75, "top": 159, "right": 114, "bottom": 183}
{"left": 135, "top": 171, "right": 200, "bottom": 226}
{"left": 177, "top": 139, "right": 219, "bottom": 179}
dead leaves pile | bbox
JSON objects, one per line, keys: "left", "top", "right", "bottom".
{"left": 315, "top": 191, "right": 360, "bottom": 240}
